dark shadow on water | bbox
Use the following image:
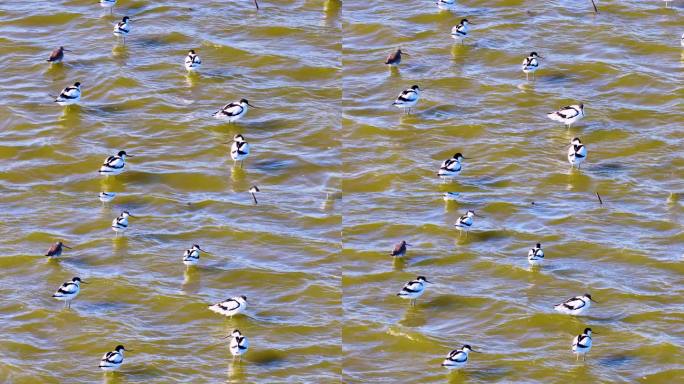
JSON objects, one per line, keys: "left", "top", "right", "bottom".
{"left": 252, "top": 159, "right": 294, "bottom": 172}
{"left": 248, "top": 350, "right": 287, "bottom": 367}
{"left": 466, "top": 365, "right": 513, "bottom": 381}
{"left": 598, "top": 354, "right": 635, "bottom": 367}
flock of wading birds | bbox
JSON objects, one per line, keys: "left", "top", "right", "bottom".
{"left": 34, "top": 0, "right": 680, "bottom": 375}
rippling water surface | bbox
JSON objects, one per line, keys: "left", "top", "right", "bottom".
{"left": 342, "top": 0, "right": 683, "bottom": 383}
{"left": 0, "top": 0, "right": 341, "bottom": 382}
{"left": 1, "top": 0, "right": 683, "bottom": 383}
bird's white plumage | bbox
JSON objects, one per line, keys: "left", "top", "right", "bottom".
{"left": 113, "top": 18, "right": 130, "bottom": 37}
{"left": 111, "top": 211, "right": 131, "bottom": 233}
{"left": 436, "top": 0, "right": 456, "bottom": 10}
{"left": 99, "top": 347, "right": 125, "bottom": 371}
{"left": 99, "top": 192, "right": 116, "bottom": 203}
{"left": 54, "top": 83, "right": 81, "bottom": 106}
{"left": 213, "top": 100, "right": 250, "bottom": 123}
{"left": 451, "top": 20, "right": 470, "bottom": 42}
{"left": 52, "top": 278, "right": 81, "bottom": 304}
{"left": 182, "top": 245, "right": 202, "bottom": 266}
{"left": 392, "top": 86, "right": 421, "bottom": 111}
{"left": 454, "top": 210, "right": 475, "bottom": 229}
{"left": 443, "top": 192, "right": 460, "bottom": 201}
{"left": 209, "top": 296, "right": 247, "bottom": 317}
{"left": 397, "top": 277, "right": 427, "bottom": 301}
{"left": 567, "top": 138, "right": 587, "bottom": 169}
{"left": 229, "top": 330, "right": 249, "bottom": 357}
{"left": 554, "top": 294, "right": 594, "bottom": 316}
{"left": 572, "top": 329, "right": 593, "bottom": 359}
{"left": 547, "top": 104, "right": 584, "bottom": 127}
{"left": 99, "top": 151, "right": 129, "bottom": 175}
{"left": 528, "top": 244, "right": 544, "bottom": 265}
{"left": 522, "top": 53, "right": 540, "bottom": 77}
{"left": 230, "top": 136, "right": 250, "bottom": 162}
{"left": 442, "top": 345, "right": 474, "bottom": 370}
{"left": 185, "top": 52, "right": 201, "bottom": 71}
{"left": 438, "top": 154, "right": 464, "bottom": 178}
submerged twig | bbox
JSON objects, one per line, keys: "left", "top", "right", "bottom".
{"left": 590, "top": 0, "right": 599, "bottom": 14}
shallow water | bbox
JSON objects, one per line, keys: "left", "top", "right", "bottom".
{"left": 0, "top": 0, "right": 682, "bottom": 383}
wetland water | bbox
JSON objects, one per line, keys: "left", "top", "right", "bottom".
{"left": 1, "top": 0, "right": 683, "bottom": 383}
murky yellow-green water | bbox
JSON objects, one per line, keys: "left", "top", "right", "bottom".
{"left": 1, "top": 0, "right": 683, "bottom": 383}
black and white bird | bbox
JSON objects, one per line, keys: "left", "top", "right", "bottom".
{"left": 522, "top": 52, "right": 542, "bottom": 80}
{"left": 572, "top": 328, "right": 594, "bottom": 361}
{"left": 52, "top": 277, "right": 85, "bottom": 308}
{"left": 111, "top": 211, "right": 133, "bottom": 234}
{"left": 100, "top": 0, "right": 116, "bottom": 13}
{"left": 113, "top": 16, "right": 131, "bottom": 43}
{"left": 45, "top": 241, "right": 71, "bottom": 258}
{"left": 436, "top": 0, "right": 456, "bottom": 11}
{"left": 98, "top": 192, "right": 116, "bottom": 203}
{"left": 47, "top": 46, "right": 71, "bottom": 63}
{"left": 249, "top": 185, "right": 260, "bottom": 205}
{"left": 454, "top": 210, "right": 482, "bottom": 236}
{"left": 441, "top": 345, "right": 478, "bottom": 370}
{"left": 392, "top": 85, "right": 421, "bottom": 114}
{"left": 99, "top": 345, "right": 128, "bottom": 372}
{"left": 209, "top": 295, "right": 248, "bottom": 318}
{"left": 184, "top": 49, "right": 201, "bottom": 71}
{"left": 390, "top": 240, "right": 411, "bottom": 257}
{"left": 527, "top": 243, "right": 544, "bottom": 265}
{"left": 54, "top": 82, "right": 81, "bottom": 106}
{"left": 443, "top": 192, "right": 460, "bottom": 201}
{"left": 396, "top": 276, "right": 431, "bottom": 306}
{"left": 554, "top": 293, "right": 597, "bottom": 316}
{"left": 547, "top": 104, "right": 585, "bottom": 127}
{"left": 385, "top": 49, "right": 406, "bottom": 66}
{"left": 227, "top": 329, "right": 249, "bottom": 360}
{"left": 230, "top": 134, "right": 250, "bottom": 166}
{"left": 451, "top": 19, "right": 472, "bottom": 44}
{"left": 438, "top": 153, "right": 465, "bottom": 178}
{"left": 567, "top": 137, "right": 587, "bottom": 169}
{"left": 98, "top": 150, "right": 132, "bottom": 176}
{"left": 182, "top": 244, "right": 210, "bottom": 266}
{"left": 213, "top": 99, "right": 257, "bottom": 123}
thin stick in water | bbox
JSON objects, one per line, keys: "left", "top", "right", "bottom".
{"left": 590, "top": 0, "right": 599, "bottom": 14}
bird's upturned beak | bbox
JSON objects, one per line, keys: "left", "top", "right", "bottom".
{"left": 222, "top": 334, "right": 233, "bottom": 339}
{"left": 81, "top": 281, "right": 89, "bottom": 284}
{"left": 424, "top": 279, "right": 433, "bottom": 283}
{"left": 474, "top": 213, "right": 485, "bottom": 218}
{"left": 63, "top": 245, "right": 72, "bottom": 249}
{"left": 199, "top": 248, "right": 211, "bottom": 254}
{"left": 590, "top": 298, "right": 598, "bottom": 303}
{"left": 128, "top": 214, "right": 136, "bottom": 217}
{"left": 126, "top": 154, "right": 135, "bottom": 157}
{"left": 405, "top": 243, "right": 413, "bottom": 246}
{"left": 63, "top": 49, "right": 73, "bottom": 52}
{"left": 247, "top": 102, "right": 259, "bottom": 108}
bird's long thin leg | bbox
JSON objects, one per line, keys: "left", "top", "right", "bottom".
{"left": 254, "top": 0, "right": 259, "bottom": 10}
{"left": 526, "top": 73, "right": 529, "bottom": 81}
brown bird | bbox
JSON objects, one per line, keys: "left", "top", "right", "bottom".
{"left": 390, "top": 240, "right": 411, "bottom": 257}
{"left": 47, "top": 46, "right": 71, "bottom": 63}
{"left": 385, "top": 49, "right": 407, "bottom": 66}
{"left": 45, "top": 241, "right": 71, "bottom": 258}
